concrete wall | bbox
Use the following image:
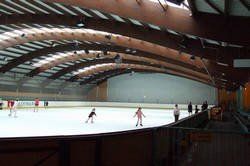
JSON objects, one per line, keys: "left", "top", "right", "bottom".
{"left": 107, "top": 73, "right": 217, "bottom": 104}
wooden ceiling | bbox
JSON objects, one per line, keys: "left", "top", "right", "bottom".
{"left": 0, "top": 0, "right": 249, "bottom": 91}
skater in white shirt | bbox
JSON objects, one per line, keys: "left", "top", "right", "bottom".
{"left": 173, "top": 104, "right": 180, "bottom": 122}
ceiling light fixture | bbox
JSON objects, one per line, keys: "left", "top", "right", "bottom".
{"left": 76, "top": 17, "right": 85, "bottom": 27}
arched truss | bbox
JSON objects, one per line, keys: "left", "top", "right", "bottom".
{"left": 71, "top": 63, "right": 210, "bottom": 85}
{"left": 1, "top": 14, "right": 249, "bottom": 64}
{"left": 26, "top": 51, "right": 208, "bottom": 79}
{"left": 0, "top": 28, "right": 204, "bottom": 68}
{"left": 0, "top": 42, "right": 205, "bottom": 74}
{"left": 0, "top": 35, "right": 242, "bottom": 89}
{"left": 0, "top": 27, "right": 243, "bottom": 89}
{"left": 0, "top": 28, "right": 214, "bottom": 82}
{"left": 32, "top": 57, "right": 211, "bottom": 90}
{"left": 0, "top": 0, "right": 248, "bottom": 90}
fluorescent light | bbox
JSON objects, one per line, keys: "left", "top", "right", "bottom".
{"left": 217, "top": 62, "right": 229, "bottom": 66}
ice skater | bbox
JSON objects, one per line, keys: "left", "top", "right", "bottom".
{"left": 85, "top": 108, "right": 97, "bottom": 123}
{"left": 188, "top": 102, "right": 193, "bottom": 116}
{"left": 195, "top": 105, "right": 199, "bottom": 114}
{"left": 9, "top": 99, "right": 19, "bottom": 118}
{"left": 44, "top": 101, "right": 48, "bottom": 109}
{"left": 8, "top": 100, "right": 14, "bottom": 117}
{"left": 133, "top": 107, "right": 146, "bottom": 127}
{"left": 34, "top": 98, "right": 39, "bottom": 112}
{"left": 8, "top": 100, "right": 12, "bottom": 116}
{"left": 173, "top": 104, "right": 180, "bottom": 122}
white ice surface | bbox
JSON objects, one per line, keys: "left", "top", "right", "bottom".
{"left": 0, "top": 107, "right": 189, "bottom": 138}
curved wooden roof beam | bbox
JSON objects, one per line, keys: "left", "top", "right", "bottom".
{"left": 46, "top": 0, "right": 250, "bottom": 46}
{"left": 27, "top": 51, "right": 209, "bottom": 80}
{"left": 70, "top": 63, "right": 211, "bottom": 86}
{"left": 0, "top": 42, "right": 205, "bottom": 74}
{"left": 18, "top": 58, "right": 156, "bottom": 88}
{"left": 1, "top": 14, "right": 246, "bottom": 64}
{"left": 40, "top": 58, "right": 210, "bottom": 89}
{"left": 0, "top": 28, "right": 204, "bottom": 68}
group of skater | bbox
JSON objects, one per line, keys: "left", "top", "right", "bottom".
{"left": 86, "top": 107, "right": 146, "bottom": 127}
{"left": 188, "top": 101, "right": 208, "bottom": 115}
{"left": 87, "top": 102, "right": 209, "bottom": 126}
{"left": 174, "top": 101, "right": 209, "bottom": 122}
{"left": 6, "top": 98, "right": 47, "bottom": 117}
{"left": 4, "top": 98, "right": 208, "bottom": 125}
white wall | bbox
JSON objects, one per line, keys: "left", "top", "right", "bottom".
{"left": 107, "top": 73, "right": 217, "bottom": 104}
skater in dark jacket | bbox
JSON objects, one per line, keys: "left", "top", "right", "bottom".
{"left": 85, "top": 108, "right": 97, "bottom": 123}
{"left": 188, "top": 102, "right": 193, "bottom": 116}
{"left": 195, "top": 105, "right": 199, "bottom": 114}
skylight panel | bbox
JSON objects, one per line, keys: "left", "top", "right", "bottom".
{"left": 128, "top": 18, "right": 143, "bottom": 26}
{"left": 20, "top": 0, "right": 49, "bottom": 14}
{"left": 45, "top": 24, "right": 54, "bottom": 28}
{"left": 72, "top": 6, "right": 92, "bottom": 17}
{"left": 0, "top": 9, "right": 12, "bottom": 14}
{"left": 54, "top": 3, "right": 77, "bottom": 15}
{"left": 6, "top": 0, "right": 36, "bottom": 14}
{"left": 0, "top": 2, "right": 24, "bottom": 14}
{"left": 20, "top": 24, "right": 34, "bottom": 28}
{"left": 0, "top": 25, "right": 16, "bottom": 31}
{"left": 110, "top": 14, "right": 125, "bottom": 22}
{"left": 32, "top": 24, "right": 44, "bottom": 28}
{"left": 10, "top": 24, "right": 24, "bottom": 29}
{"left": 148, "top": 24, "right": 161, "bottom": 30}
{"left": 167, "top": 29, "right": 179, "bottom": 35}
{"left": 90, "top": 9, "right": 108, "bottom": 19}
{"left": 15, "top": 45, "right": 35, "bottom": 51}
{"left": 149, "top": 0, "right": 189, "bottom": 10}
{"left": 34, "top": 0, "right": 63, "bottom": 14}
{"left": 24, "top": 43, "right": 43, "bottom": 49}
{"left": 6, "top": 47, "right": 28, "bottom": 54}
{"left": 32, "top": 41, "right": 50, "bottom": 47}
{"left": 0, "top": 50, "right": 21, "bottom": 57}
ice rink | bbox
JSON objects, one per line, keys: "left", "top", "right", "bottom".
{"left": 0, "top": 107, "right": 189, "bottom": 138}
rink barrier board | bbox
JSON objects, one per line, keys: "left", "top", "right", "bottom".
{"left": 0, "top": 100, "right": 214, "bottom": 110}
{"left": 0, "top": 110, "right": 249, "bottom": 166}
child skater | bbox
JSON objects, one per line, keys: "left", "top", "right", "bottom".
{"left": 8, "top": 100, "right": 14, "bottom": 117}
{"left": 195, "top": 105, "right": 199, "bottom": 114}
{"left": 133, "top": 107, "right": 146, "bottom": 127}
{"left": 34, "top": 98, "right": 39, "bottom": 112}
{"left": 9, "top": 99, "right": 18, "bottom": 118}
{"left": 12, "top": 99, "right": 19, "bottom": 118}
{"left": 85, "top": 108, "right": 97, "bottom": 123}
